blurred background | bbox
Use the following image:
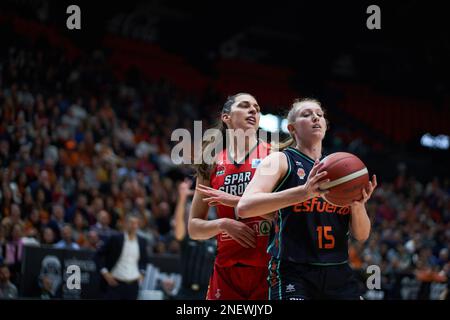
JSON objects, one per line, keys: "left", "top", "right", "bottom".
{"left": 0, "top": 0, "right": 449, "bottom": 300}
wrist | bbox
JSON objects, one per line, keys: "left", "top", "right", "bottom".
{"left": 100, "top": 268, "right": 109, "bottom": 275}
{"left": 179, "top": 193, "right": 188, "bottom": 201}
{"left": 296, "top": 185, "right": 312, "bottom": 201}
{"left": 350, "top": 201, "right": 364, "bottom": 209}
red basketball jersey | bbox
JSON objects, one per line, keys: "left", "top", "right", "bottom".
{"left": 210, "top": 140, "right": 271, "bottom": 267}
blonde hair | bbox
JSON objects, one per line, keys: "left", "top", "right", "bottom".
{"left": 273, "top": 98, "right": 325, "bottom": 151}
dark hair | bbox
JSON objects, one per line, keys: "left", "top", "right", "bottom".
{"left": 194, "top": 93, "right": 256, "bottom": 179}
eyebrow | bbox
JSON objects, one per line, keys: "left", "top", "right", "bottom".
{"left": 238, "top": 100, "right": 259, "bottom": 107}
{"left": 300, "top": 108, "right": 323, "bottom": 113}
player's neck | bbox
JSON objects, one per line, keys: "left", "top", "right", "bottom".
{"left": 229, "top": 135, "right": 258, "bottom": 162}
{"left": 295, "top": 142, "right": 322, "bottom": 161}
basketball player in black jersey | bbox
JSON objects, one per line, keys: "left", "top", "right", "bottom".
{"left": 237, "top": 98, "right": 377, "bottom": 300}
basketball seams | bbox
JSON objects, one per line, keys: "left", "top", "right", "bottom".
{"left": 319, "top": 168, "right": 368, "bottom": 189}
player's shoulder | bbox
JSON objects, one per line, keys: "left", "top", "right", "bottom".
{"left": 257, "top": 150, "right": 288, "bottom": 174}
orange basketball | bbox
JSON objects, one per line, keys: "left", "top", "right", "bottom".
{"left": 317, "top": 152, "right": 370, "bottom": 207}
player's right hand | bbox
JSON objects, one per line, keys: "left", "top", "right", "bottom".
{"left": 303, "top": 159, "right": 330, "bottom": 199}
{"left": 219, "top": 218, "right": 256, "bottom": 248}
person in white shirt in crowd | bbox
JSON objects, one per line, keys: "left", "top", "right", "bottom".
{"left": 95, "top": 214, "right": 148, "bottom": 300}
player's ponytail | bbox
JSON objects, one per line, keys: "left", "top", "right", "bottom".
{"left": 194, "top": 119, "right": 227, "bottom": 180}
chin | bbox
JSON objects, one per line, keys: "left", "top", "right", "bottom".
{"left": 309, "top": 132, "right": 325, "bottom": 141}
{"left": 242, "top": 124, "right": 257, "bottom": 131}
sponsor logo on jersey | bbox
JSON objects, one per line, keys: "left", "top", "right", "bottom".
{"left": 259, "top": 220, "right": 271, "bottom": 235}
{"left": 297, "top": 168, "right": 306, "bottom": 180}
{"left": 216, "top": 164, "right": 225, "bottom": 176}
{"left": 219, "top": 171, "right": 252, "bottom": 195}
{"left": 295, "top": 161, "right": 303, "bottom": 167}
{"left": 251, "top": 158, "right": 262, "bottom": 168}
{"left": 286, "top": 284, "right": 296, "bottom": 293}
{"left": 292, "top": 197, "right": 351, "bottom": 215}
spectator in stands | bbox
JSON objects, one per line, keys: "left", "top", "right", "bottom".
{"left": 54, "top": 224, "right": 80, "bottom": 250}
{"left": 0, "top": 264, "right": 18, "bottom": 299}
{"left": 3, "top": 224, "right": 25, "bottom": 286}
{"left": 47, "top": 204, "right": 66, "bottom": 241}
{"left": 72, "top": 211, "right": 88, "bottom": 247}
{"left": 90, "top": 210, "right": 115, "bottom": 246}
{"left": 0, "top": 225, "right": 6, "bottom": 262}
{"left": 1, "top": 204, "right": 24, "bottom": 238}
{"left": 85, "top": 230, "right": 100, "bottom": 251}
{"left": 41, "top": 227, "right": 56, "bottom": 246}
{"left": 23, "top": 209, "right": 41, "bottom": 239}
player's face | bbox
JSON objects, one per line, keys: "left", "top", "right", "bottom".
{"left": 289, "top": 102, "right": 327, "bottom": 143}
{"left": 222, "top": 94, "right": 260, "bottom": 131}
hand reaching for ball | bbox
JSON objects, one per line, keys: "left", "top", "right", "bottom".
{"left": 351, "top": 174, "right": 377, "bottom": 207}
{"left": 303, "top": 159, "right": 330, "bottom": 199}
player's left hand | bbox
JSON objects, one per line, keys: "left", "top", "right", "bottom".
{"left": 197, "top": 184, "right": 240, "bottom": 207}
{"left": 352, "top": 174, "right": 377, "bottom": 206}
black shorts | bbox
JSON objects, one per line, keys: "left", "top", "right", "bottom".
{"left": 268, "top": 258, "right": 362, "bottom": 300}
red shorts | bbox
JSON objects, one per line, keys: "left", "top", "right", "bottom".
{"left": 206, "top": 263, "right": 269, "bottom": 300}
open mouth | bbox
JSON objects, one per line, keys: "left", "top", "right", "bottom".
{"left": 246, "top": 116, "right": 256, "bottom": 125}
{"left": 312, "top": 124, "right": 321, "bottom": 129}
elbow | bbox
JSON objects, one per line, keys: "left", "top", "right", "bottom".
{"left": 174, "top": 229, "right": 185, "bottom": 242}
{"left": 354, "top": 234, "right": 369, "bottom": 243}
{"left": 353, "top": 229, "right": 370, "bottom": 243}
{"left": 187, "top": 219, "right": 201, "bottom": 240}
{"left": 187, "top": 220, "right": 198, "bottom": 240}
{"left": 236, "top": 200, "right": 250, "bottom": 219}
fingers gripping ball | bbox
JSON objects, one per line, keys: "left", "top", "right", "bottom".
{"left": 317, "top": 152, "right": 370, "bottom": 207}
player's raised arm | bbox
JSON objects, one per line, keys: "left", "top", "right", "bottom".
{"left": 237, "top": 152, "right": 329, "bottom": 218}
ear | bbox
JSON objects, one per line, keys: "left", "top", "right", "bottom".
{"left": 287, "top": 123, "right": 295, "bottom": 135}
{"left": 221, "top": 113, "right": 230, "bottom": 125}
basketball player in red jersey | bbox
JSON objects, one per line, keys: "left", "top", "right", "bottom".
{"left": 188, "top": 93, "right": 271, "bottom": 300}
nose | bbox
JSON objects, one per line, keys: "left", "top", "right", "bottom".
{"left": 312, "top": 113, "right": 319, "bottom": 122}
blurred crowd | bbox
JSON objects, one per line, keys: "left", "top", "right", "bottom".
{"left": 349, "top": 174, "right": 450, "bottom": 299}
{"left": 0, "top": 41, "right": 212, "bottom": 298}
{"left": 0, "top": 39, "right": 449, "bottom": 299}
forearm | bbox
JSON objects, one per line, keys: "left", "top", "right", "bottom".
{"left": 174, "top": 196, "right": 187, "bottom": 241}
{"left": 188, "top": 217, "right": 226, "bottom": 240}
{"left": 237, "top": 185, "right": 309, "bottom": 218}
{"left": 350, "top": 203, "right": 371, "bottom": 242}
